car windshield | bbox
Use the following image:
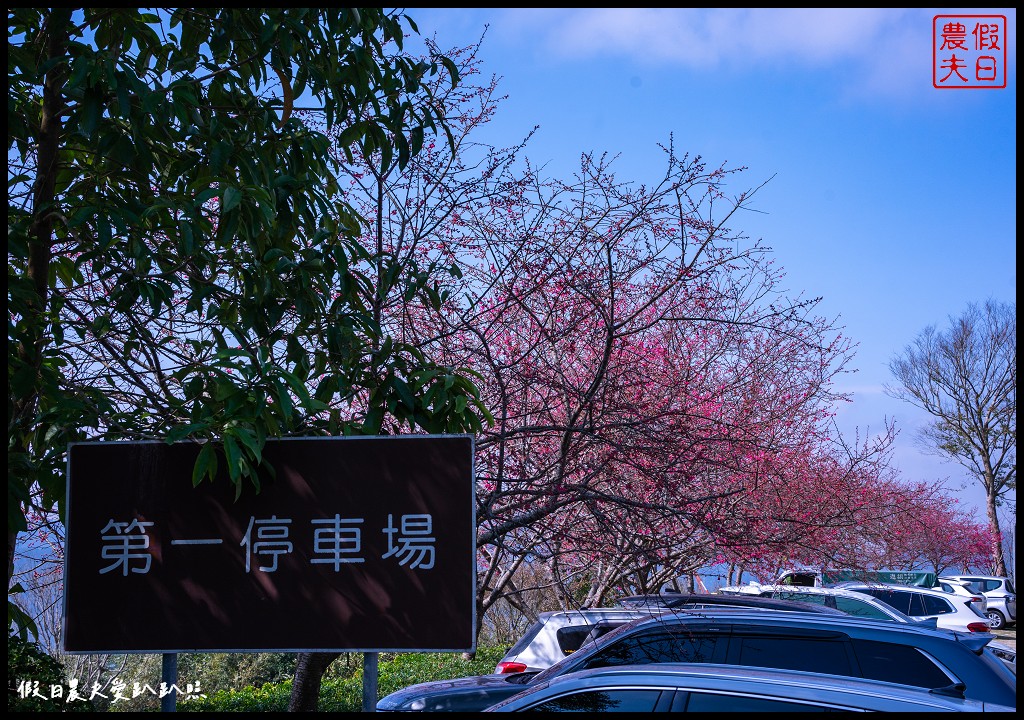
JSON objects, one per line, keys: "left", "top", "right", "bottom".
{"left": 844, "top": 596, "right": 916, "bottom": 622}
{"left": 1005, "top": 579, "right": 1015, "bottom": 594}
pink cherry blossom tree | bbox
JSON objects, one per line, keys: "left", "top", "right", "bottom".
{"left": 333, "top": 35, "right": 986, "bottom": 640}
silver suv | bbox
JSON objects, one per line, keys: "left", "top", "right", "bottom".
{"left": 941, "top": 575, "right": 1017, "bottom": 630}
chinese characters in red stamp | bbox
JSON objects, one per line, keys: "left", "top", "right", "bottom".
{"left": 933, "top": 15, "right": 1007, "bottom": 89}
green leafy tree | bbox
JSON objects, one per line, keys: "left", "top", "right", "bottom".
{"left": 7, "top": 5, "right": 489, "bottom": 662}
{"left": 8, "top": 632, "right": 95, "bottom": 712}
{"left": 887, "top": 300, "right": 1016, "bottom": 575}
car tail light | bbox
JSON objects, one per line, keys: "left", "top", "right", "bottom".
{"left": 496, "top": 661, "right": 529, "bottom": 674}
{"left": 966, "top": 622, "right": 990, "bottom": 632}
{"left": 968, "top": 596, "right": 985, "bottom": 604}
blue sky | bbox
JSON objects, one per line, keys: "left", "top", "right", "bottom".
{"left": 405, "top": 8, "right": 1017, "bottom": 521}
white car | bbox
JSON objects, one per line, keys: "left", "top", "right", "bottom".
{"left": 941, "top": 575, "right": 1017, "bottom": 630}
{"left": 493, "top": 608, "right": 662, "bottom": 674}
{"left": 719, "top": 583, "right": 942, "bottom": 623}
{"left": 935, "top": 577, "right": 989, "bottom": 614}
{"left": 837, "top": 582, "right": 992, "bottom": 634}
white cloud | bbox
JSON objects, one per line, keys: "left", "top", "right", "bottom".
{"left": 529, "top": 8, "right": 911, "bottom": 66}
{"left": 485, "top": 8, "right": 1015, "bottom": 99}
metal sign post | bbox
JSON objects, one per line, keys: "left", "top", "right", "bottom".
{"left": 362, "top": 652, "right": 379, "bottom": 712}
{"left": 161, "top": 653, "right": 177, "bottom": 712}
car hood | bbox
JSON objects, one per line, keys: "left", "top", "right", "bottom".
{"left": 377, "top": 672, "right": 537, "bottom": 711}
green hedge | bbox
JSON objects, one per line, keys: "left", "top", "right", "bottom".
{"left": 179, "top": 647, "right": 507, "bottom": 712}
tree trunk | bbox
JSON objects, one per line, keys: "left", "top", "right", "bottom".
{"left": 10, "top": 8, "right": 70, "bottom": 595}
{"left": 984, "top": 492, "right": 1007, "bottom": 576}
{"left": 288, "top": 651, "right": 340, "bottom": 712}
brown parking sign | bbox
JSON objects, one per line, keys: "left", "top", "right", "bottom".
{"left": 62, "top": 436, "right": 475, "bottom": 653}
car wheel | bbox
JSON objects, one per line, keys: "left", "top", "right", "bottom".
{"left": 985, "top": 609, "right": 1007, "bottom": 630}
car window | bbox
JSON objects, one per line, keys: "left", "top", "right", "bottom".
{"left": 907, "top": 592, "right": 928, "bottom": 616}
{"left": 556, "top": 623, "right": 622, "bottom": 655}
{"left": 525, "top": 689, "right": 663, "bottom": 712}
{"left": 861, "top": 588, "right": 913, "bottom": 615}
{"left": 918, "top": 594, "right": 954, "bottom": 615}
{"left": 580, "top": 629, "right": 725, "bottom": 669}
{"left": 834, "top": 596, "right": 893, "bottom": 621}
{"left": 506, "top": 620, "right": 546, "bottom": 656}
{"left": 850, "top": 639, "right": 956, "bottom": 689}
{"left": 556, "top": 626, "right": 597, "bottom": 655}
{"left": 731, "top": 635, "right": 853, "bottom": 675}
{"left": 768, "top": 591, "right": 832, "bottom": 607}
{"left": 961, "top": 577, "right": 1010, "bottom": 593}
{"left": 681, "top": 691, "right": 835, "bottom": 712}
{"left": 785, "top": 572, "right": 818, "bottom": 587}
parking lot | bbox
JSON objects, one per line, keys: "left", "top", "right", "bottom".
{"left": 992, "top": 626, "right": 1016, "bottom": 651}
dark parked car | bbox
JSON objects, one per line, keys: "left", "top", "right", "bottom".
{"left": 616, "top": 591, "right": 847, "bottom": 615}
{"left": 736, "top": 584, "right": 1016, "bottom": 675}
{"left": 491, "top": 595, "right": 843, "bottom": 675}
{"left": 376, "top": 608, "right": 1016, "bottom": 711}
{"left": 483, "top": 663, "right": 1016, "bottom": 712}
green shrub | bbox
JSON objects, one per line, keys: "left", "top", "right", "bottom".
{"left": 8, "top": 632, "right": 95, "bottom": 712}
{"left": 377, "top": 646, "right": 507, "bottom": 698}
{"left": 103, "top": 651, "right": 301, "bottom": 712}
{"left": 179, "top": 679, "right": 293, "bottom": 712}
{"left": 179, "top": 646, "right": 507, "bottom": 712}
